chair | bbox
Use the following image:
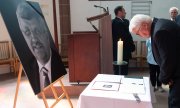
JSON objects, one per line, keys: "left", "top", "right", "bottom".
{"left": 140, "top": 41, "right": 147, "bottom": 58}
{"left": 129, "top": 41, "right": 140, "bottom": 68}
{"left": 131, "top": 41, "right": 137, "bottom": 57}
{"left": 140, "top": 41, "right": 148, "bottom": 69}
{"left": 0, "top": 41, "right": 15, "bottom": 72}
{"left": 58, "top": 43, "right": 68, "bottom": 67}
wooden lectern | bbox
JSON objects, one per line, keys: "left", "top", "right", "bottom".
{"left": 68, "top": 12, "right": 113, "bottom": 82}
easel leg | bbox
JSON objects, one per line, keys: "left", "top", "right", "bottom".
{"left": 59, "top": 79, "right": 73, "bottom": 108}
{"left": 41, "top": 92, "right": 49, "bottom": 108}
{"left": 13, "top": 64, "right": 23, "bottom": 108}
{"left": 37, "top": 76, "right": 73, "bottom": 108}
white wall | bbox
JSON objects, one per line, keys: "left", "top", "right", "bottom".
{"left": 70, "top": 0, "right": 132, "bottom": 32}
{"left": 70, "top": 0, "right": 101, "bottom": 32}
{"left": 0, "top": 14, "right": 11, "bottom": 41}
{"left": 70, "top": 0, "right": 180, "bottom": 41}
{"left": 69, "top": 0, "right": 180, "bottom": 56}
{"left": 1, "top": 0, "right": 179, "bottom": 43}
{"left": 151, "top": 0, "right": 180, "bottom": 19}
{"left": 70, "top": 0, "right": 144, "bottom": 41}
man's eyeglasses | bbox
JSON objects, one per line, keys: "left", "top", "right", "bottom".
{"left": 171, "top": 11, "right": 177, "bottom": 14}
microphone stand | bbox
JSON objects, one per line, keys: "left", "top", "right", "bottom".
{"left": 94, "top": 5, "right": 107, "bottom": 12}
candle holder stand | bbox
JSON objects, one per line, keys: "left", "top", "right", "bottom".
{"left": 113, "top": 61, "right": 128, "bottom": 75}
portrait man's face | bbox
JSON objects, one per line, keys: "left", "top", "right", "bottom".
{"left": 16, "top": 4, "right": 51, "bottom": 65}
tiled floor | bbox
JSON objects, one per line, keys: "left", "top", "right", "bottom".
{"left": 0, "top": 73, "right": 78, "bottom": 108}
{"left": 0, "top": 70, "right": 169, "bottom": 108}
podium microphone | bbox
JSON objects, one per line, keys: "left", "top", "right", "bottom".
{"left": 94, "top": 5, "right": 106, "bottom": 12}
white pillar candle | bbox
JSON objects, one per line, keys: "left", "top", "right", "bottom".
{"left": 117, "top": 39, "right": 123, "bottom": 64}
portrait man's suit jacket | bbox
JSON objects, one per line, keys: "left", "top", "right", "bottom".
{"left": 27, "top": 48, "right": 67, "bottom": 94}
{"left": 112, "top": 17, "right": 135, "bottom": 61}
{"left": 151, "top": 18, "right": 180, "bottom": 84}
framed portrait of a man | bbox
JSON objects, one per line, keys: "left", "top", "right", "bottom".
{"left": 0, "top": 0, "right": 67, "bottom": 94}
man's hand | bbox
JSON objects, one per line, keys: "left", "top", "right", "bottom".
{"left": 168, "top": 80, "right": 173, "bottom": 86}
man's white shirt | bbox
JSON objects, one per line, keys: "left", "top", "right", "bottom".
{"left": 37, "top": 55, "right": 52, "bottom": 90}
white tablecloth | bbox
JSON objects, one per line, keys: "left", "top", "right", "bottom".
{"left": 77, "top": 74, "right": 155, "bottom": 108}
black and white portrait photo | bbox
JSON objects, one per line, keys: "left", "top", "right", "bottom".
{"left": 0, "top": 0, "right": 67, "bottom": 94}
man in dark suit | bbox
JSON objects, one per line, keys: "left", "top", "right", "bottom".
{"left": 176, "top": 14, "right": 180, "bottom": 26}
{"left": 16, "top": 2, "right": 66, "bottom": 94}
{"left": 112, "top": 6, "right": 135, "bottom": 75}
{"left": 129, "top": 14, "right": 180, "bottom": 108}
{"left": 169, "top": 7, "right": 178, "bottom": 21}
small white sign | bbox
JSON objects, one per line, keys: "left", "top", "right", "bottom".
{"left": 119, "top": 77, "right": 146, "bottom": 94}
{"left": 91, "top": 81, "right": 120, "bottom": 91}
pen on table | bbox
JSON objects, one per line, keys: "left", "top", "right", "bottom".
{"left": 132, "top": 83, "right": 136, "bottom": 84}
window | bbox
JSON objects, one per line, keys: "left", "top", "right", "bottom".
{"left": 131, "top": 1, "right": 152, "bottom": 17}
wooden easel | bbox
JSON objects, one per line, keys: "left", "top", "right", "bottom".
{"left": 13, "top": 64, "right": 73, "bottom": 108}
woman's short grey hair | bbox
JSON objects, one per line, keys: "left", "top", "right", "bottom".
{"left": 129, "top": 14, "right": 152, "bottom": 34}
{"left": 169, "top": 7, "right": 179, "bottom": 13}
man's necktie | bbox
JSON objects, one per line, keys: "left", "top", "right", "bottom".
{"left": 41, "top": 67, "right": 50, "bottom": 88}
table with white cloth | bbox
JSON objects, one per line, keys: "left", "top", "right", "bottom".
{"left": 77, "top": 74, "right": 155, "bottom": 108}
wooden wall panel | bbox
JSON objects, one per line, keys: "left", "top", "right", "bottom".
{"left": 99, "top": 15, "right": 113, "bottom": 74}
{"left": 59, "top": 0, "right": 71, "bottom": 57}
{"left": 68, "top": 33, "right": 100, "bottom": 82}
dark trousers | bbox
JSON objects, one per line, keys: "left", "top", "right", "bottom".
{"left": 114, "top": 59, "right": 129, "bottom": 75}
{"left": 148, "top": 63, "right": 162, "bottom": 87}
{"left": 169, "top": 80, "right": 180, "bottom": 108}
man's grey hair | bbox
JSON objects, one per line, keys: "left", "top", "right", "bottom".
{"left": 16, "top": 2, "right": 49, "bottom": 34}
{"left": 169, "top": 7, "right": 179, "bottom": 13}
{"left": 16, "top": 2, "right": 39, "bottom": 20}
{"left": 129, "top": 14, "right": 152, "bottom": 34}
